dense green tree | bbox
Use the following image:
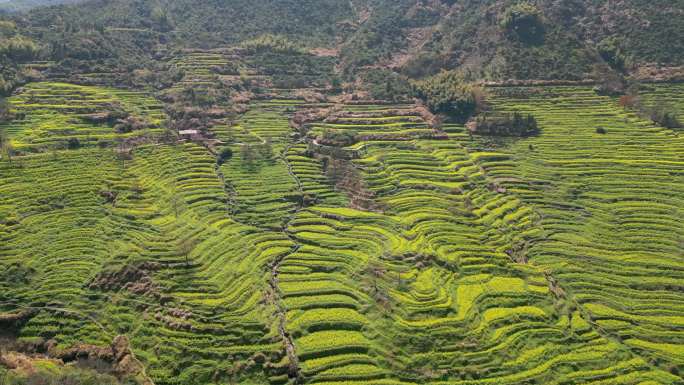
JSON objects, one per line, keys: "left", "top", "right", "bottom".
{"left": 241, "top": 34, "right": 305, "bottom": 55}
{"left": 360, "top": 69, "right": 413, "bottom": 102}
{"left": 0, "top": 20, "right": 16, "bottom": 35}
{"left": 414, "top": 71, "right": 476, "bottom": 122}
{"left": 0, "top": 19, "right": 40, "bottom": 95}
{"left": 0, "top": 36, "right": 40, "bottom": 62}
{"left": 217, "top": 147, "right": 233, "bottom": 166}
{"left": 499, "top": 2, "right": 545, "bottom": 44}
{"left": 471, "top": 111, "right": 539, "bottom": 137}
{"left": 597, "top": 37, "right": 627, "bottom": 71}
{"left": 151, "top": 5, "right": 174, "bottom": 32}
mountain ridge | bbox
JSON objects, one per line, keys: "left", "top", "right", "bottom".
{"left": 5, "top": 0, "right": 683, "bottom": 83}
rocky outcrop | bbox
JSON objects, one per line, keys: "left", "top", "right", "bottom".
{"left": 57, "top": 335, "right": 152, "bottom": 384}
{"left": 1, "top": 335, "right": 154, "bottom": 385}
{"left": 290, "top": 107, "right": 333, "bottom": 132}
{"left": 0, "top": 309, "right": 38, "bottom": 331}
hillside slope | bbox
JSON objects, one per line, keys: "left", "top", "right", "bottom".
{"left": 7, "top": 0, "right": 684, "bottom": 81}
{"left": 0, "top": 0, "right": 81, "bottom": 12}
{"left": 342, "top": 0, "right": 684, "bottom": 80}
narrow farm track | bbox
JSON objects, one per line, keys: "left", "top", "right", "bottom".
{"left": 269, "top": 139, "right": 310, "bottom": 383}
{"left": 170, "top": 52, "right": 316, "bottom": 382}
{"left": 268, "top": 244, "right": 303, "bottom": 383}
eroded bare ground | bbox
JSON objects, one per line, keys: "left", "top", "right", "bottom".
{"left": 1, "top": 325, "right": 153, "bottom": 385}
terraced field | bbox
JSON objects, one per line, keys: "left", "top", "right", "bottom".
{"left": 1, "top": 75, "right": 683, "bottom": 385}
{"left": 3, "top": 82, "right": 164, "bottom": 152}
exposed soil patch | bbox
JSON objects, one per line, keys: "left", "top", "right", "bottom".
{"left": 153, "top": 308, "right": 193, "bottom": 331}
{"left": 323, "top": 157, "right": 385, "bottom": 212}
{"left": 310, "top": 47, "right": 339, "bottom": 57}
{"left": 88, "top": 262, "right": 161, "bottom": 298}
{"left": 291, "top": 107, "right": 334, "bottom": 132}
{"left": 629, "top": 65, "right": 684, "bottom": 82}
{"left": 0, "top": 309, "right": 38, "bottom": 333}
{"left": 0, "top": 335, "right": 154, "bottom": 385}
{"left": 323, "top": 105, "right": 440, "bottom": 128}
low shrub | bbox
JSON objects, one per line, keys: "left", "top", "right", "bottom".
{"left": 114, "top": 115, "right": 151, "bottom": 133}
{"left": 1, "top": 365, "right": 135, "bottom": 385}
{"left": 67, "top": 137, "right": 81, "bottom": 149}
{"left": 647, "top": 107, "right": 681, "bottom": 129}
{"left": 620, "top": 93, "right": 681, "bottom": 129}
{"left": 468, "top": 112, "right": 539, "bottom": 137}
{"left": 0, "top": 261, "right": 35, "bottom": 284}
{"left": 318, "top": 129, "right": 356, "bottom": 147}
{"left": 592, "top": 64, "right": 625, "bottom": 96}
{"left": 618, "top": 94, "right": 639, "bottom": 109}
{"left": 209, "top": 62, "right": 241, "bottom": 75}
{"left": 217, "top": 147, "right": 233, "bottom": 165}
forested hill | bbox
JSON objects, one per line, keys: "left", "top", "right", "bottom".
{"left": 3, "top": 0, "right": 684, "bottom": 84}
{"left": 342, "top": 0, "right": 684, "bottom": 80}
{"left": 0, "top": 0, "right": 80, "bottom": 12}
{"left": 21, "top": 0, "right": 353, "bottom": 46}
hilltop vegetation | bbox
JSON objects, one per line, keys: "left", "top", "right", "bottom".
{"left": 340, "top": 0, "right": 684, "bottom": 80}
{"left": 0, "top": 0, "right": 681, "bottom": 87}
{"left": 0, "top": 19, "right": 40, "bottom": 94}
{"left": 0, "top": 0, "right": 81, "bottom": 12}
